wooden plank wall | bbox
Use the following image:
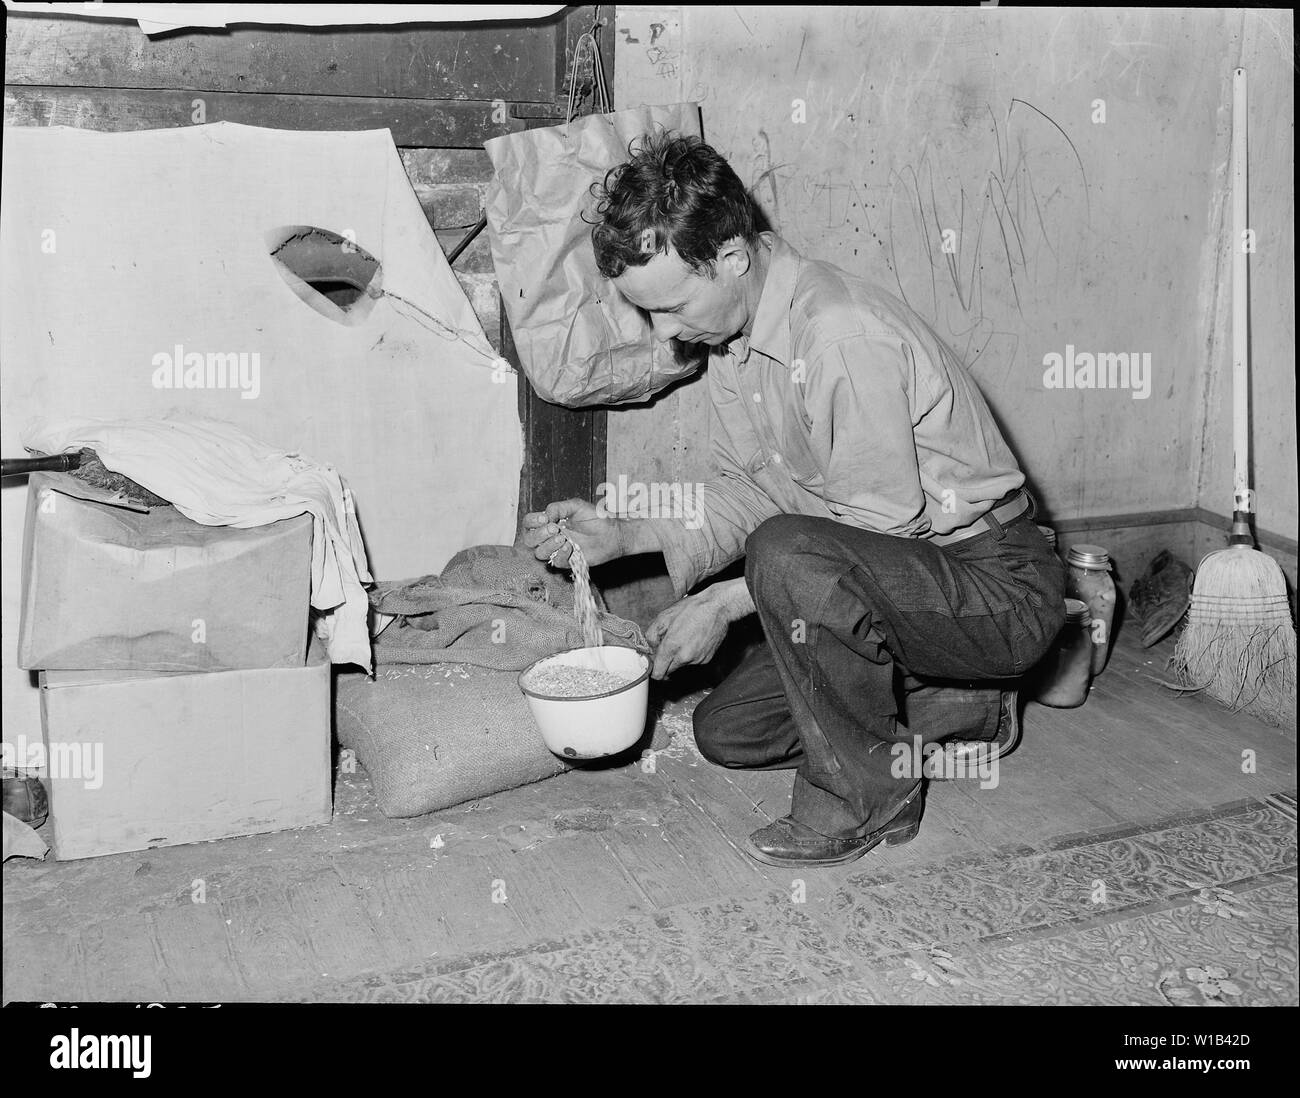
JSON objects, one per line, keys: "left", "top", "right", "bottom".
{"left": 3, "top": 6, "right": 611, "bottom": 519}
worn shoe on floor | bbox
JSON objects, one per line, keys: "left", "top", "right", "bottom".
{"left": 932, "top": 689, "right": 1020, "bottom": 780}
{"left": 2, "top": 775, "right": 49, "bottom": 827}
{"left": 744, "top": 783, "right": 924, "bottom": 868}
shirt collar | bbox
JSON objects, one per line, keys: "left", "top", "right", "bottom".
{"left": 746, "top": 233, "right": 799, "bottom": 368}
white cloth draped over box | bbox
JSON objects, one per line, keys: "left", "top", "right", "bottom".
{"left": 0, "top": 122, "right": 522, "bottom": 735}
{"left": 27, "top": 416, "right": 374, "bottom": 670}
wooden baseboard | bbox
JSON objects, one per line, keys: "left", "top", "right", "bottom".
{"left": 1189, "top": 508, "right": 1298, "bottom": 557}
{"left": 1048, "top": 506, "right": 1297, "bottom": 558}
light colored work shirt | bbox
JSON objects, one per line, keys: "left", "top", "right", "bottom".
{"left": 651, "top": 233, "right": 1025, "bottom": 599}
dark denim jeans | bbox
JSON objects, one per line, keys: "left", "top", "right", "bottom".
{"left": 692, "top": 500, "right": 1066, "bottom": 838}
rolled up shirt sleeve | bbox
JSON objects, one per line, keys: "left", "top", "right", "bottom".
{"left": 647, "top": 367, "right": 782, "bottom": 599}
{"left": 803, "top": 332, "right": 930, "bottom": 537}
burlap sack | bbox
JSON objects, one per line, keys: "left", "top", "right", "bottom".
{"left": 370, "top": 544, "right": 648, "bottom": 670}
{"left": 346, "top": 546, "right": 645, "bottom": 818}
{"left": 335, "top": 663, "right": 570, "bottom": 818}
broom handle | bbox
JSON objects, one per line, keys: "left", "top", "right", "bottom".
{"left": 1230, "top": 67, "right": 1252, "bottom": 543}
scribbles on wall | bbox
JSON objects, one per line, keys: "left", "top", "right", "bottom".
{"left": 1042, "top": 8, "right": 1173, "bottom": 101}
{"left": 884, "top": 98, "right": 1091, "bottom": 383}
{"left": 619, "top": 12, "right": 684, "bottom": 87}
{"left": 735, "top": 93, "right": 1090, "bottom": 386}
{"left": 751, "top": 128, "right": 783, "bottom": 233}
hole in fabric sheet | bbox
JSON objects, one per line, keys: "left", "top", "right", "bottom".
{"left": 267, "top": 226, "right": 382, "bottom": 324}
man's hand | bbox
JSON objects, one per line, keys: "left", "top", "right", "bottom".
{"left": 521, "top": 498, "right": 625, "bottom": 569}
{"left": 646, "top": 579, "right": 755, "bottom": 678}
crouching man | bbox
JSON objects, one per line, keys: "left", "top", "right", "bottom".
{"left": 523, "top": 133, "right": 1065, "bottom": 867}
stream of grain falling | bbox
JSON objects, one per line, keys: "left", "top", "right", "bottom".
{"left": 563, "top": 529, "right": 604, "bottom": 650}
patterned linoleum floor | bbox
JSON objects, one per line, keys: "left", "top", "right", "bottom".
{"left": 289, "top": 794, "right": 1298, "bottom": 1004}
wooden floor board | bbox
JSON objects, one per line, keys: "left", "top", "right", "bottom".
{"left": 77, "top": 918, "right": 165, "bottom": 1002}
{"left": 653, "top": 757, "right": 784, "bottom": 888}
{"left": 483, "top": 846, "right": 586, "bottom": 942}
{"left": 222, "top": 889, "right": 325, "bottom": 994}
{"left": 603, "top": 824, "right": 716, "bottom": 909}
{"left": 418, "top": 855, "right": 531, "bottom": 953}
{"left": 1020, "top": 700, "right": 1187, "bottom": 821}
{"left": 3, "top": 929, "right": 86, "bottom": 1003}
{"left": 658, "top": 808, "right": 774, "bottom": 897}
{"left": 532, "top": 831, "right": 648, "bottom": 926}
{"left": 150, "top": 903, "right": 248, "bottom": 1001}
{"left": 340, "top": 867, "right": 460, "bottom": 968}
{"left": 4, "top": 627, "right": 1293, "bottom": 1002}
{"left": 284, "top": 870, "right": 392, "bottom": 982}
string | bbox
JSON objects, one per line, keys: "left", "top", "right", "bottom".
{"left": 564, "top": 9, "right": 612, "bottom": 137}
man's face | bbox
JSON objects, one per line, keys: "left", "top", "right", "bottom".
{"left": 613, "top": 242, "right": 750, "bottom": 347}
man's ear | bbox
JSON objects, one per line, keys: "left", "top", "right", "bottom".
{"left": 716, "top": 237, "right": 752, "bottom": 278}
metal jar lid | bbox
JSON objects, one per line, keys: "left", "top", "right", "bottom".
{"left": 1067, "top": 544, "right": 1111, "bottom": 569}
{"left": 1036, "top": 524, "right": 1057, "bottom": 546}
{"left": 1063, "top": 598, "right": 1091, "bottom": 624}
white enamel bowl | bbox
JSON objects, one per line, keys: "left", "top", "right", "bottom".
{"left": 519, "top": 645, "right": 651, "bottom": 760}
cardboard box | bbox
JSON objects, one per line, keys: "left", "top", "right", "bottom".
{"left": 19, "top": 471, "right": 311, "bottom": 671}
{"left": 38, "top": 638, "right": 331, "bottom": 860}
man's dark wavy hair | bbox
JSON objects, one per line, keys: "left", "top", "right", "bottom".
{"left": 590, "top": 130, "right": 760, "bottom": 280}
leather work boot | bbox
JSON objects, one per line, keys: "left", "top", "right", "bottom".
{"left": 932, "top": 689, "right": 1020, "bottom": 780}
{"left": 744, "top": 781, "right": 925, "bottom": 868}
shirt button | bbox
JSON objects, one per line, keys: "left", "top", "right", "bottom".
{"left": 752, "top": 392, "right": 762, "bottom": 403}
{"left": 772, "top": 453, "right": 783, "bottom": 464}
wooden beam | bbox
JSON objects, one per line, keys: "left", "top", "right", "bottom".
{"left": 503, "top": 300, "right": 607, "bottom": 524}
{"left": 4, "top": 85, "right": 524, "bottom": 146}
{"left": 4, "top": 11, "right": 561, "bottom": 103}
{"left": 1049, "top": 508, "right": 1205, "bottom": 532}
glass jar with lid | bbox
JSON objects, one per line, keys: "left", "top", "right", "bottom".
{"left": 1033, "top": 599, "right": 1094, "bottom": 708}
{"left": 1065, "top": 544, "right": 1116, "bottom": 675}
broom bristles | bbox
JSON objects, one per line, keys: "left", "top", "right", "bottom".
{"left": 1170, "top": 546, "right": 1297, "bottom": 728}
{"left": 1192, "top": 543, "right": 1292, "bottom": 598}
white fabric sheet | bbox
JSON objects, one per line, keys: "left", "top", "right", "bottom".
{"left": 28, "top": 416, "right": 374, "bottom": 670}
{"left": 1, "top": 121, "right": 522, "bottom": 738}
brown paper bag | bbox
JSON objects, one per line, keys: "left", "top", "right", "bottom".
{"left": 484, "top": 104, "right": 705, "bottom": 408}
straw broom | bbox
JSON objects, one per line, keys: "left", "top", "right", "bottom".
{"left": 1170, "top": 68, "right": 1296, "bottom": 728}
